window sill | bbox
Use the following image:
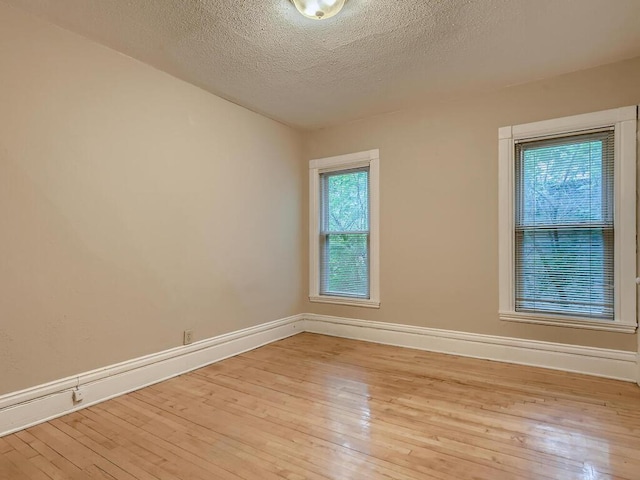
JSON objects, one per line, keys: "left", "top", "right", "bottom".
{"left": 309, "top": 295, "right": 380, "bottom": 309}
{"left": 499, "top": 311, "right": 637, "bottom": 333}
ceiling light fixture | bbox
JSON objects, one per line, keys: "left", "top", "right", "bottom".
{"left": 291, "top": 0, "right": 346, "bottom": 20}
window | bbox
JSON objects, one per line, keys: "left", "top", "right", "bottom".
{"left": 499, "top": 106, "right": 637, "bottom": 332}
{"left": 309, "top": 149, "right": 380, "bottom": 308}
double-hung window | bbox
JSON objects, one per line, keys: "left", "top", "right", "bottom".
{"left": 309, "top": 149, "right": 380, "bottom": 308}
{"left": 499, "top": 106, "right": 637, "bottom": 332}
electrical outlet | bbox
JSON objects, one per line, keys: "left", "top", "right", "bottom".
{"left": 183, "top": 329, "right": 194, "bottom": 345}
{"left": 72, "top": 388, "right": 84, "bottom": 403}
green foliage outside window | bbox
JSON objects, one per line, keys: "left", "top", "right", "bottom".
{"left": 516, "top": 133, "right": 614, "bottom": 319}
{"left": 320, "top": 168, "right": 369, "bottom": 298}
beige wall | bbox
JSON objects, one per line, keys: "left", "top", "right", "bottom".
{"left": 304, "top": 56, "right": 640, "bottom": 352}
{"left": 0, "top": 4, "right": 304, "bottom": 394}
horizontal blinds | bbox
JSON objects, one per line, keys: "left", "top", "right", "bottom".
{"left": 514, "top": 130, "right": 614, "bottom": 319}
{"left": 320, "top": 167, "right": 370, "bottom": 298}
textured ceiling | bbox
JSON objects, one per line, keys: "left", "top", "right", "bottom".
{"left": 4, "top": 0, "right": 640, "bottom": 129}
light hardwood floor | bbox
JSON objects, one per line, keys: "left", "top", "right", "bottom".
{"left": 1, "top": 333, "right": 639, "bottom": 479}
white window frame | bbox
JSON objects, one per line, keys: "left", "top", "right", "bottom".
{"left": 309, "top": 149, "right": 380, "bottom": 308}
{"left": 499, "top": 106, "right": 637, "bottom": 333}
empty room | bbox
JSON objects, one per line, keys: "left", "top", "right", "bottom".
{"left": 1, "top": 0, "right": 640, "bottom": 478}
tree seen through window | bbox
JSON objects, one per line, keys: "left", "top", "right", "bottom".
{"left": 320, "top": 168, "right": 369, "bottom": 298}
{"left": 515, "top": 131, "right": 614, "bottom": 319}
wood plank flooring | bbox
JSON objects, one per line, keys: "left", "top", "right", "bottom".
{"left": 1, "top": 333, "right": 639, "bottom": 479}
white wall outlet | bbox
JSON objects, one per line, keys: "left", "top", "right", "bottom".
{"left": 72, "top": 388, "right": 84, "bottom": 403}
{"left": 183, "top": 329, "right": 194, "bottom": 345}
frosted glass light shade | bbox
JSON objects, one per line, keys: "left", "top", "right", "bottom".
{"left": 291, "top": 0, "right": 346, "bottom": 20}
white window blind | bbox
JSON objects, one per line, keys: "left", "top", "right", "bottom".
{"left": 319, "top": 167, "right": 370, "bottom": 298}
{"left": 514, "top": 130, "right": 614, "bottom": 320}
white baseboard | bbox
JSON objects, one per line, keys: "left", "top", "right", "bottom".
{"left": 0, "top": 315, "right": 303, "bottom": 437}
{"left": 1, "top": 312, "right": 637, "bottom": 437}
{"left": 302, "top": 314, "right": 638, "bottom": 383}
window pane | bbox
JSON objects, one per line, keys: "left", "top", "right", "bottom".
{"left": 323, "top": 169, "right": 369, "bottom": 232}
{"left": 321, "top": 233, "right": 369, "bottom": 298}
{"left": 515, "top": 228, "right": 613, "bottom": 319}
{"left": 518, "top": 135, "right": 612, "bottom": 226}
{"left": 514, "top": 130, "right": 614, "bottom": 320}
{"left": 320, "top": 167, "right": 370, "bottom": 299}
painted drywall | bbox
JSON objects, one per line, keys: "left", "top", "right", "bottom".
{"left": 304, "top": 56, "right": 640, "bottom": 351}
{"left": 0, "top": 4, "right": 304, "bottom": 395}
